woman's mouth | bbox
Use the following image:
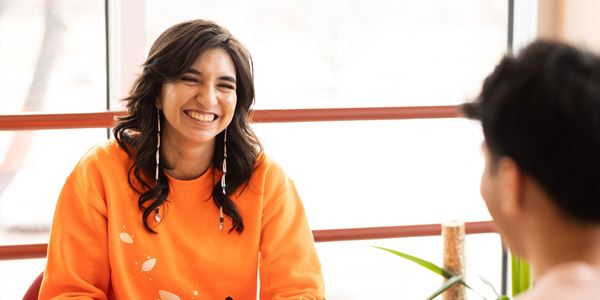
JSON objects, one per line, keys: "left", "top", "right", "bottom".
{"left": 185, "top": 110, "right": 218, "bottom": 123}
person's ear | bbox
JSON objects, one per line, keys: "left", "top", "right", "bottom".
{"left": 155, "top": 97, "right": 162, "bottom": 109}
{"left": 497, "top": 157, "right": 523, "bottom": 217}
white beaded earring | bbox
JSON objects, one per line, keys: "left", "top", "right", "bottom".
{"left": 154, "top": 109, "right": 162, "bottom": 223}
{"left": 219, "top": 128, "right": 227, "bottom": 230}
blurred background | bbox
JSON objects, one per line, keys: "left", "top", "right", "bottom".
{"left": 1, "top": 0, "right": 599, "bottom": 298}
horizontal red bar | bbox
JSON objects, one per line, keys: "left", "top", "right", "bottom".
{"left": 312, "top": 220, "right": 496, "bottom": 242}
{"left": 0, "top": 243, "right": 47, "bottom": 260}
{"left": 0, "top": 106, "right": 459, "bottom": 131}
{"left": 0, "top": 111, "right": 124, "bottom": 131}
{"left": 0, "top": 221, "right": 495, "bottom": 260}
{"left": 251, "top": 106, "right": 459, "bottom": 123}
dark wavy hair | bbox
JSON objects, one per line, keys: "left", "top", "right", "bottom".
{"left": 113, "top": 19, "right": 261, "bottom": 233}
{"left": 462, "top": 40, "right": 600, "bottom": 223}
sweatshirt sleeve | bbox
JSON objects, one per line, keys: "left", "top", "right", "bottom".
{"left": 39, "top": 154, "right": 111, "bottom": 300}
{"left": 258, "top": 163, "right": 325, "bottom": 300}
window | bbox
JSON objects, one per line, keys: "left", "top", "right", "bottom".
{"left": 142, "top": 1, "right": 508, "bottom": 297}
{"left": 0, "top": 0, "right": 106, "bottom": 113}
{"left": 144, "top": 0, "right": 507, "bottom": 108}
{"left": 0, "top": 0, "right": 537, "bottom": 298}
{"left": 0, "top": 0, "right": 107, "bottom": 245}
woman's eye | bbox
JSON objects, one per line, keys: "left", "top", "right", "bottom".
{"left": 181, "top": 76, "right": 198, "bottom": 83}
{"left": 219, "top": 84, "right": 236, "bottom": 90}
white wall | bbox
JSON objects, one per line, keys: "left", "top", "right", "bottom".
{"left": 538, "top": 0, "right": 600, "bottom": 52}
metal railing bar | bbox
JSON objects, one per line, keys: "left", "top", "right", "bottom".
{"left": 0, "top": 106, "right": 460, "bottom": 131}
{"left": 0, "top": 220, "right": 495, "bottom": 260}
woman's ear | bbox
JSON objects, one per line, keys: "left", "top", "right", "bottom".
{"left": 497, "top": 157, "right": 523, "bottom": 217}
{"left": 155, "top": 97, "right": 162, "bottom": 109}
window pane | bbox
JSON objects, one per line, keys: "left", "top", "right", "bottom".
{"left": 0, "top": 258, "right": 46, "bottom": 299}
{"left": 0, "top": 129, "right": 107, "bottom": 246}
{"left": 318, "top": 234, "right": 502, "bottom": 298}
{"left": 252, "top": 119, "right": 487, "bottom": 229}
{"left": 144, "top": 0, "right": 507, "bottom": 108}
{"left": 0, "top": 0, "right": 106, "bottom": 113}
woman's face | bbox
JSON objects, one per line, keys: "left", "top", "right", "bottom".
{"left": 158, "top": 48, "right": 237, "bottom": 149}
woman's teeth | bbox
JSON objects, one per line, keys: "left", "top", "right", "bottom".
{"left": 187, "top": 111, "right": 215, "bottom": 122}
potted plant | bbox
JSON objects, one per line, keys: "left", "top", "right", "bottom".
{"left": 372, "top": 246, "right": 531, "bottom": 299}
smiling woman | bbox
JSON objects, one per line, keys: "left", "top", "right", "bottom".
{"left": 38, "top": 19, "right": 325, "bottom": 300}
{"left": 158, "top": 48, "right": 238, "bottom": 177}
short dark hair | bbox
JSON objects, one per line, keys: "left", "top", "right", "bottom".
{"left": 462, "top": 40, "right": 600, "bottom": 223}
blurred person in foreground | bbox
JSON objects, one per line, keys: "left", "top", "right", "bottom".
{"left": 462, "top": 40, "right": 600, "bottom": 299}
{"left": 39, "top": 19, "right": 324, "bottom": 300}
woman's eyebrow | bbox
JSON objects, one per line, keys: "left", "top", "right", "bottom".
{"left": 219, "top": 75, "right": 237, "bottom": 84}
{"left": 184, "top": 68, "right": 236, "bottom": 83}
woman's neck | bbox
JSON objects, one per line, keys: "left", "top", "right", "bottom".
{"left": 160, "top": 135, "right": 216, "bottom": 180}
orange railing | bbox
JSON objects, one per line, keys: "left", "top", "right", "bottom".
{"left": 312, "top": 220, "right": 495, "bottom": 242}
{"left": 0, "top": 105, "right": 491, "bottom": 262}
{"left": 0, "top": 106, "right": 459, "bottom": 130}
{"left": 0, "top": 221, "right": 495, "bottom": 260}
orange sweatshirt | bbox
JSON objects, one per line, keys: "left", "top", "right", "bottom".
{"left": 39, "top": 140, "right": 324, "bottom": 300}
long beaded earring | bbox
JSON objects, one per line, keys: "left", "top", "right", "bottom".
{"left": 154, "top": 109, "right": 162, "bottom": 223}
{"left": 219, "top": 128, "right": 227, "bottom": 230}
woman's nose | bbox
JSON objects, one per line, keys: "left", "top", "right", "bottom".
{"left": 196, "top": 83, "right": 217, "bottom": 106}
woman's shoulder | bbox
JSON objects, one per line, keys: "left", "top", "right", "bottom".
{"left": 253, "top": 152, "right": 284, "bottom": 175}
{"left": 80, "top": 139, "right": 127, "bottom": 160}
{"left": 72, "top": 139, "right": 130, "bottom": 173}
{"left": 249, "top": 152, "right": 292, "bottom": 187}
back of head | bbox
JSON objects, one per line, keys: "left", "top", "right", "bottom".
{"left": 462, "top": 40, "right": 600, "bottom": 223}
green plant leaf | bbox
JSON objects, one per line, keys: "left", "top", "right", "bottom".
{"left": 372, "top": 246, "right": 454, "bottom": 278}
{"left": 425, "top": 275, "right": 465, "bottom": 300}
{"left": 511, "top": 253, "right": 531, "bottom": 296}
{"left": 373, "top": 246, "right": 511, "bottom": 300}
{"left": 477, "top": 275, "right": 501, "bottom": 298}
{"left": 511, "top": 254, "right": 520, "bottom": 295}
